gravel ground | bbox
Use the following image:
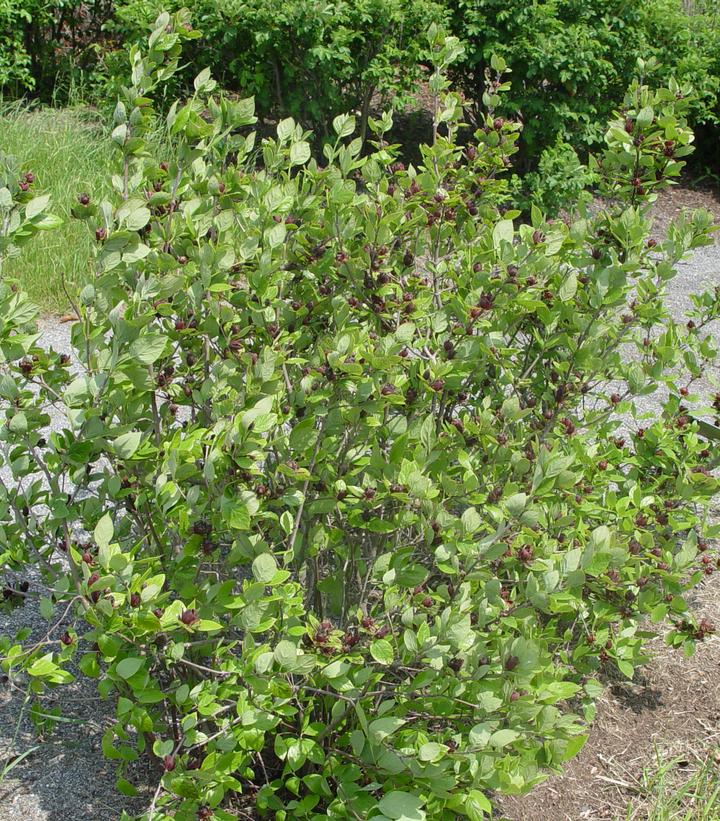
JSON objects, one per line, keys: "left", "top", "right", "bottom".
{"left": 633, "top": 237, "right": 720, "bottom": 421}
{"left": 0, "top": 319, "right": 149, "bottom": 821}
{"left": 1, "top": 232, "right": 719, "bottom": 821}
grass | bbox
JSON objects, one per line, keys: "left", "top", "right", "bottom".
{"left": 625, "top": 747, "right": 720, "bottom": 821}
{"left": 0, "top": 104, "right": 113, "bottom": 312}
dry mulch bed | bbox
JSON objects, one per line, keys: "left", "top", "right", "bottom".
{"left": 648, "top": 182, "right": 720, "bottom": 238}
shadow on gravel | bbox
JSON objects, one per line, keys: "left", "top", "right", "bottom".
{"left": 0, "top": 675, "right": 153, "bottom": 821}
{"left": 0, "top": 581, "right": 150, "bottom": 821}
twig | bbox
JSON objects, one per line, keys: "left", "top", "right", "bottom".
{"left": 175, "top": 658, "right": 233, "bottom": 678}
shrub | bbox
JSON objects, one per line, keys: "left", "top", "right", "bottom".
{"left": 447, "top": 0, "right": 720, "bottom": 172}
{"left": 512, "top": 139, "right": 594, "bottom": 216}
{"left": 0, "top": 0, "right": 37, "bottom": 92}
{"left": 0, "top": 149, "right": 62, "bottom": 267}
{"left": 644, "top": 0, "right": 720, "bottom": 170}
{"left": 2, "top": 13, "right": 720, "bottom": 820}
{"left": 105, "top": 0, "right": 446, "bottom": 141}
{"left": 643, "top": 0, "right": 720, "bottom": 130}
{"left": 0, "top": 0, "right": 114, "bottom": 99}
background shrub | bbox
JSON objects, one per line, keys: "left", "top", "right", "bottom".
{"left": 102, "top": 0, "right": 448, "bottom": 141}
{"left": 512, "top": 139, "right": 594, "bottom": 215}
{"left": 447, "top": 0, "right": 720, "bottom": 172}
{"left": 0, "top": 0, "right": 114, "bottom": 99}
{"left": 3, "top": 0, "right": 720, "bottom": 189}
{"left": 0, "top": 0, "right": 39, "bottom": 92}
{"left": 2, "top": 14, "right": 720, "bottom": 820}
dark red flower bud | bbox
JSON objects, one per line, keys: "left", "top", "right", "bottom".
{"left": 180, "top": 609, "right": 199, "bottom": 626}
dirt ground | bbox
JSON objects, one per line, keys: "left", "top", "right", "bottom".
{"left": 648, "top": 182, "right": 720, "bottom": 237}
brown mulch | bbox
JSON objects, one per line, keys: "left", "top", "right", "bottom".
{"left": 648, "top": 182, "right": 720, "bottom": 238}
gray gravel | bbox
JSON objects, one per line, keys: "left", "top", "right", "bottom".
{"left": 1, "top": 238, "right": 719, "bottom": 820}
{"left": 626, "top": 239, "right": 720, "bottom": 427}
{"left": 0, "top": 319, "right": 149, "bottom": 821}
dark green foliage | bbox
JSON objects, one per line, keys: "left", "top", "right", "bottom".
{"left": 0, "top": 0, "right": 41, "bottom": 92}
{"left": 512, "top": 139, "right": 594, "bottom": 215}
{"left": 447, "top": 0, "right": 720, "bottom": 171}
{"left": 61, "top": 0, "right": 448, "bottom": 141}
{"left": 4, "top": 0, "right": 720, "bottom": 186}
{"left": 0, "top": 0, "right": 113, "bottom": 98}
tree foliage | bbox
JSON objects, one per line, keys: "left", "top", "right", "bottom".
{"left": 447, "top": 0, "right": 720, "bottom": 171}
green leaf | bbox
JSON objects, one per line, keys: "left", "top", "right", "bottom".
{"left": 506, "top": 493, "right": 527, "bottom": 516}
{"left": 28, "top": 654, "right": 57, "bottom": 677}
{"left": 490, "top": 728, "right": 519, "bottom": 748}
{"left": 39, "top": 597, "right": 54, "bottom": 620}
{"left": 277, "top": 118, "right": 295, "bottom": 142}
{"left": 490, "top": 53, "right": 506, "bottom": 72}
{"left": 617, "top": 659, "right": 634, "bottom": 678}
{"left": 252, "top": 552, "right": 278, "bottom": 583}
{"left": 113, "top": 431, "right": 142, "bottom": 459}
{"left": 116, "top": 658, "right": 144, "bottom": 679}
{"left": 492, "top": 218, "right": 514, "bottom": 249}
{"left": 289, "top": 416, "right": 317, "bottom": 450}
{"left": 322, "top": 659, "right": 349, "bottom": 679}
{"left": 241, "top": 395, "right": 274, "bottom": 429}
{"left": 465, "top": 789, "right": 492, "bottom": 820}
{"left": 8, "top": 412, "right": 27, "bottom": 433}
{"left": 559, "top": 271, "right": 577, "bottom": 302}
{"left": 461, "top": 507, "right": 482, "bottom": 535}
{"left": 129, "top": 334, "right": 167, "bottom": 365}
{"left": 274, "top": 640, "right": 298, "bottom": 670}
{"left": 25, "top": 194, "right": 50, "bottom": 220}
{"left": 255, "top": 651, "right": 274, "bottom": 674}
{"left": 290, "top": 141, "right": 311, "bottom": 166}
{"left": 418, "top": 742, "right": 445, "bottom": 762}
{"left": 560, "top": 733, "right": 588, "bottom": 761}
{"left": 116, "top": 778, "right": 139, "bottom": 797}
{"left": 94, "top": 512, "right": 114, "bottom": 549}
{"left": 198, "top": 620, "right": 223, "bottom": 632}
{"left": 370, "top": 639, "right": 394, "bottom": 665}
{"left": 333, "top": 114, "right": 356, "bottom": 138}
{"left": 476, "top": 691, "right": 503, "bottom": 712}
{"left": 124, "top": 206, "right": 151, "bottom": 232}
{"left": 377, "top": 791, "right": 425, "bottom": 821}
{"left": 193, "top": 66, "right": 216, "bottom": 92}
{"left": 279, "top": 510, "right": 293, "bottom": 535}
{"left": 79, "top": 653, "right": 100, "bottom": 678}
{"left": 420, "top": 414, "right": 436, "bottom": 453}
{"left": 369, "top": 717, "right": 406, "bottom": 743}
{"left": 636, "top": 105, "right": 654, "bottom": 128}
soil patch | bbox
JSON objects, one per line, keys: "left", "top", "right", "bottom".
{"left": 648, "top": 181, "right": 720, "bottom": 238}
